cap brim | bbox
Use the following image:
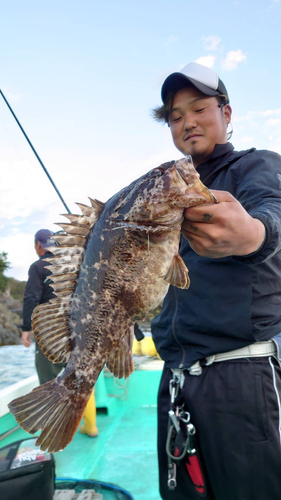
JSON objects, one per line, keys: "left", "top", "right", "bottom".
{"left": 161, "top": 73, "right": 221, "bottom": 103}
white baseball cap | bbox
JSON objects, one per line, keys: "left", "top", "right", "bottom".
{"left": 161, "top": 62, "right": 229, "bottom": 104}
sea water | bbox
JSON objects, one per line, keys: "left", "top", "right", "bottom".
{"left": 0, "top": 343, "right": 36, "bottom": 390}
{"left": 0, "top": 326, "right": 153, "bottom": 390}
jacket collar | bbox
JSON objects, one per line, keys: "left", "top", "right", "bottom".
{"left": 205, "top": 142, "right": 234, "bottom": 161}
{"left": 197, "top": 142, "right": 234, "bottom": 169}
{"left": 196, "top": 143, "right": 255, "bottom": 185}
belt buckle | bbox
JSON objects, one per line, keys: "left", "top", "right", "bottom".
{"left": 187, "top": 361, "right": 202, "bottom": 376}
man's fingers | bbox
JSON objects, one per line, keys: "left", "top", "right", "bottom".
{"left": 21, "top": 331, "right": 32, "bottom": 348}
{"left": 182, "top": 218, "right": 204, "bottom": 235}
{"left": 184, "top": 190, "right": 235, "bottom": 221}
{"left": 209, "top": 189, "right": 235, "bottom": 202}
{"left": 22, "top": 339, "right": 31, "bottom": 347}
{"left": 184, "top": 206, "right": 215, "bottom": 223}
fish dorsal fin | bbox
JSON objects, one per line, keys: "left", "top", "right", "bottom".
{"left": 62, "top": 214, "right": 96, "bottom": 228}
{"left": 106, "top": 327, "right": 135, "bottom": 379}
{"left": 54, "top": 198, "right": 104, "bottom": 237}
{"left": 88, "top": 197, "right": 104, "bottom": 212}
{"left": 55, "top": 223, "right": 91, "bottom": 237}
{"left": 164, "top": 254, "right": 190, "bottom": 289}
{"left": 31, "top": 199, "right": 104, "bottom": 364}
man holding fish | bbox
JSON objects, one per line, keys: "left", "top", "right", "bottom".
{"left": 152, "top": 62, "right": 281, "bottom": 499}
{"left": 8, "top": 62, "right": 281, "bottom": 500}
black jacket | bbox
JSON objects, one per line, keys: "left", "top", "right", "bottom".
{"left": 151, "top": 143, "right": 281, "bottom": 369}
{"left": 22, "top": 251, "right": 55, "bottom": 331}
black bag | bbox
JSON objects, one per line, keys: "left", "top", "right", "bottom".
{"left": 0, "top": 438, "right": 55, "bottom": 500}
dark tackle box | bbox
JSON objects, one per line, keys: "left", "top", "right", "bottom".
{"left": 0, "top": 437, "right": 55, "bottom": 500}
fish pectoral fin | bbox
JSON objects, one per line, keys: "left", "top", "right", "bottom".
{"left": 164, "top": 254, "right": 190, "bottom": 289}
{"left": 8, "top": 378, "right": 90, "bottom": 452}
{"left": 32, "top": 298, "right": 73, "bottom": 364}
{"left": 106, "top": 328, "right": 135, "bottom": 379}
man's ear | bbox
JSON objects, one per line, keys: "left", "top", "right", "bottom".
{"left": 35, "top": 241, "right": 45, "bottom": 256}
{"left": 224, "top": 104, "right": 232, "bottom": 125}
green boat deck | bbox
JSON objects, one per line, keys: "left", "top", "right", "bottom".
{"left": 0, "top": 362, "right": 163, "bottom": 500}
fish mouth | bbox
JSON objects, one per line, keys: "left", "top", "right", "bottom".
{"left": 191, "top": 178, "right": 218, "bottom": 204}
{"left": 175, "top": 162, "right": 218, "bottom": 205}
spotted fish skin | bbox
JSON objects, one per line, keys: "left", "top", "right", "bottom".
{"left": 8, "top": 156, "right": 217, "bottom": 452}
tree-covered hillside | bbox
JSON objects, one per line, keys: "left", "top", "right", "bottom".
{"left": 0, "top": 251, "right": 26, "bottom": 345}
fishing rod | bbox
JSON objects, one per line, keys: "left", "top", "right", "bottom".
{"left": 0, "top": 89, "right": 71, "bottom": 214}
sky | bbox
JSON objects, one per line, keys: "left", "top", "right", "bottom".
{"left": 1, "top": 0, "right": 281, "bottom": 281}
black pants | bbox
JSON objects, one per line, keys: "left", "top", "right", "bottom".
{"left": 35, "top": 343, "right": 65, "bottom": 385}
{"left": 158, "top": 358, "right": 281, "bottom": 500}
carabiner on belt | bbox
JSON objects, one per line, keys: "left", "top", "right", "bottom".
{"left": 166, "top": 371, "right": 189, "bottom": 490}
{"left": 166, "top": 371, "right": 207, "bottom": 497}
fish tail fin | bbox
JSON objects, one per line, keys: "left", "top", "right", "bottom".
{"left": 8, "top": 378, "right": 89, "bottom": 452}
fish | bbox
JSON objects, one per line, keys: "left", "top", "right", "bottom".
{"left": 8, "top": 155, "right": 217, "bottom": 452}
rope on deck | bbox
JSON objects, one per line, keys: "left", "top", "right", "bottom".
{"left": 53, "top": 490, "right": 102, "bottom": 500}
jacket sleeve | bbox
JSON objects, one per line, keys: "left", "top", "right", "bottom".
{"left": 232, "top": 150, "right": 281, "bottom": 265}
{"left": 22, "top": 261, "right": 44, "bottom": 330}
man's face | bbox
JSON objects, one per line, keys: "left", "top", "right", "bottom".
{"left": 168, "top": 86, "right": 232, "bottom": 167}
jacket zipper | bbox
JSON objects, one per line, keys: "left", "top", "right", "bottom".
{"left": 172, "top": 286, "right": 186, "bottom": 368}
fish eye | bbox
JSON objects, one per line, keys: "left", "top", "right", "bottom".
{"left": 149, "top": 167, "right": 164, "bottom": 178}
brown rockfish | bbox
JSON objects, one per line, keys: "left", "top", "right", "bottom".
{"left": 8, "top": 156, "right": 216, "bottom": 452}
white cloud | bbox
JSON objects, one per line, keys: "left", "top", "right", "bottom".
{"left": 0, "top": 232, "right": 36, "bottom": 282}
{"left": 195, "top": 55, "right": 216, "bottom": 68}
{"left": 261, "top": 109, "right": 281, "bottom": 117}
{"left": 239, "top": 136, "right": 255, "bottom": 144}
{"left": 0, "top": 159, "right": 55, "bottom": 220}
{"left": 272, "top": 144, "right": 281, "bottom": 155}
{"left": 164, "top": 36, "right": 179, "bottom": 46}
{"left": 232, "top": 103, "right": 281, "bottom": 158}
{"left": 1, "top": 87, "right": 20, "bottom": 103}
{"left": 233, "top": 108, "right": 281, "bottom": 123}
{"left": 221, "top": 50, "right": 247, "bottom": 71}
{"left": 232, "top": 114, "right": 252, "bottom": 123}
{"left": 265, "top": 118, "right": 281, "bottom": 126}
{"left": 202, "top": 35, "right": 222, "bottom": 51}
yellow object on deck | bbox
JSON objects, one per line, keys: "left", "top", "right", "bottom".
{"left": 132, "top": 337, "right": 159, "bottom": 357}
{"left": 80, "top": 391, "right": 98, "bottom": 437}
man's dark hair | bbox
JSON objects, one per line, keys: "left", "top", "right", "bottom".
{"left": 152, "top": 91, "right": 176, "bottom": 124}
{"left": 152, "top": 86, "right": 229, "bottom": 125}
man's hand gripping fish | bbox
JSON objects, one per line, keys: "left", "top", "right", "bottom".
{"left": 8, "top": 156, "right": 217, "bottom": 452}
